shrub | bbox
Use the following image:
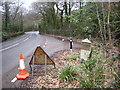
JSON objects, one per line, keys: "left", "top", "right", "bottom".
{"left": 83, "top": 59, "right": 96, "bottom": 71}
{"left": 11, "top": 32, "right": 24, "bottom": 37}
{"left": 75, "top": 59, "right": 105, "bottom": 88}
{"left": 8, "top": 23, "right": 20, "bottom": 32}
{"left": 64, "top": 52, "right": 79, "bottom": 61}
{"left": 2, "top": 32, "right": 11, "bottom": 41}
{"left": 64, "top": 57, "right": 77, "bottom": 61}
{"left": 72, "top": 52, "right": 80, "bottom": 55}
{"left": 24, "top": 25, "right": 33, "bottom": 31}
{"left": 1, "top": 31, "right": 24, "bottom": 42}
{"left": 75, "top": 48, "right": 109, "bottom": 88}
{"left": 59, "top": 65, "right": 77, "bottom": 82}
{"left": 75, "top": 75, "right": 94, "bottom": 88}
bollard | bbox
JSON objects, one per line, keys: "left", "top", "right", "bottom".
{"left": 80, "top": 38, "right": 91, "bottom": 61}
{"left": 70, "top": 38, "right": 73, "bottom": 52}
{"left": 62, "top": 39, "right": 64, "bottom": 50}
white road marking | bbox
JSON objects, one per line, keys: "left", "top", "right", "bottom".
{"left": 43, "top": 45, "right": 45, "bottom": 48}
{"left": 45, "top": 42, "right": 47, "bottom": 45}
{"left": 11, "top": 77, "right": 17, "bottom": 83}
{"left": 2, "top": 35, "right": 29, "bottom": 48}
{"left": 43, "top": 40, "right": 47, "bottom": 48}
{"left": 23, "top": 38, "right": 29, "bottom": 42}
{"left": 0, "top": 43, "right": 19, "bottom": 52}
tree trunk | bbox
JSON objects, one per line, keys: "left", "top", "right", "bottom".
{"left": 20, "top": 11, "right": 23, "bottom": 32}
{"left": 107, "top": 1, "right": 112, "bottom": 42}
{"left": 60, "top": 10, "right": 63, "bottom": 27}
{"left": 5, "top": 2, "right": 10, "bottom": 31}
{"left": 12, "top": 1, "right": 23, "bottom": 21}
{"left": 101, "top": 2, "right": 107, "bottom": 41}
{"left": 95, "top": 3, "right": 104, "bottom": 41}
{"left": 64, "top": 2, "right": 68, "bottom": 15}
{"left": 68, "top": 2, "right": 71, "bottom": 15}
{"left": 55, "top": 3, "right": 64, "bottom": 28}
{"left": 79, "top": 2, "right": 82, "bottom": 8}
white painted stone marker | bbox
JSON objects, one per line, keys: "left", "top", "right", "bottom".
{"left": 80, "top": 38, "right": 91, "bottom": 60}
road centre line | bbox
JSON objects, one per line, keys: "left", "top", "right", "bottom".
{"left": 43, "top": 40, "right": 47, "bottom": 48}
{"left": 0, "top": 43, "right": 19, "bottom": 52}
{"left": 12, "top": 35, "right": 29, "bottom": 44}
{"left": 2, "top": 35, "right": 29, "bottom": 48}
{"left": 23, "top": 38, "right": 29, "bottom": 42}
{"left": 1, "top": 35, "right": 31, "bottom": 52}
{"left": 10, "top": 35, "right": 28, "bottom": 43}
{"left": 43, "top": 45, "right": 45, "bottom": 48}
{"left": 23, "top": 35, "right": 32, "bottom": 42}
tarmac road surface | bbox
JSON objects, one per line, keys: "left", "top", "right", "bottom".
{"left": 1, "top": 31, "right": 80, "bottom": 88}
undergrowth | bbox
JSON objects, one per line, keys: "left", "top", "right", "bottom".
{"left": 59, "top": 46, "right": 119, "bottom": 88}
{"left": 59, "top": 65, "right": 77, "bottom": 83}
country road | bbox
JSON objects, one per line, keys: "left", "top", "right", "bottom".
{"left": 1, "top": 31, "right": 44, "bottom": 74}
{"left": 1, "top": 31, "right": 80, "bottom": 88}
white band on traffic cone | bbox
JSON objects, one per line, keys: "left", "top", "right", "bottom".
{"left": 20, "top": 59, "right": 25, "bottom": 69}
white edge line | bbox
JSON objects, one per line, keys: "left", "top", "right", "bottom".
{"left": 0, "top": 43, "right": 19, "bottom": 52}
{"left": 11, "top": 77, "right": 17, "bottom": 83}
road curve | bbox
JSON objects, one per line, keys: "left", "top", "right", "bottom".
{"left": 1, "top": 31, "right": 80, "bottom": 88}
{"left": 1, "top": 31, "right": 44, "bottom": 74}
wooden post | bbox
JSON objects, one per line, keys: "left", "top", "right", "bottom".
{"left": 32, "top": 55, "right": 34, "bottom": 77}
{"left": 45, "top": 55, "right": 47, "bottom": 80}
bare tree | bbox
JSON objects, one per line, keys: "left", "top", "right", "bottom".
{"left": 101, "top": 2, "right": 107, "bottom": 41}
{"left": 107, "top": 0, "right": 112, "bottom": 43}
{"left": 11, "top": 0, "right": 23, "bottom": 21}
{"left": 95, "top": 3, "right": 104, "bottom": 41}
{"left": 55, "top": 2, "right": 65, "bottom": 27}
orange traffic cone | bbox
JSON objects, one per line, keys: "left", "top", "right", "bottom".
{"left": 16, "top": 53, "right": 29, "bottom": 79}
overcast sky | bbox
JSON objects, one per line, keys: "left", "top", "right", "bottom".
{"left": 1, "top": 0, "right": 120, "bottom": 11}
{"left": 18, "top": 0, "right": 120, "bottom": 10}
{"left": 21, "top": 0, "right": 37, "bottom": 9}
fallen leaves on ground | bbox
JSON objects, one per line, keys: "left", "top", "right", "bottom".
{"left": 20, "top": 49, "right": 81, "bottom": 88}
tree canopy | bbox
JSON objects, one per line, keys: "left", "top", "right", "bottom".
{"left": 1, "top": 1, "right": 120, "bottom": 45}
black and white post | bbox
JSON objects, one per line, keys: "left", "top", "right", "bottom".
{"left": 70, "top": 38, "right": 73, "bottom": 53}
{"left": 62, "top": 38, "right": 64, "bottom": 50}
